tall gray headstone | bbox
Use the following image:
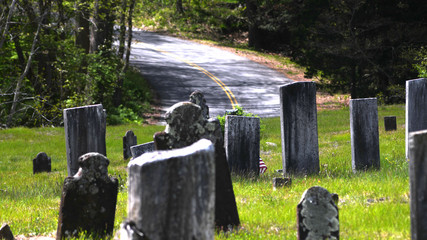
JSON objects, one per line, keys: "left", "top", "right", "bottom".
{"left": 121, "top": 139, "right": 215, "bottom": 240}
{"left": 409, "top": 129, "right": 427, "bottom": 240}
{"left": 224, "top": 115, "right": 260, "bottom": 175}
{"left": 406, "top": 78, "right": 427, "bottom": 158}
{"left": 350, "top": 98, "right": 380, "bottom": 172}
{"left": 64, "top": 104, "right": 106, "bottom": 176}
{"left": 130, "top": 141, "right": 155, "bottom": 159}
{"left": 297, "top": 186, "right": 339, "bottom": 240}
{"left": 123, "top": 130, "right": 137, "bottom": 159}
{"left": 280, "top": 82, "right": 319, "bottom": 175}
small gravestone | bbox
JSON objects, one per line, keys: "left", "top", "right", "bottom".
{"left": 350, "top": 98, "right": 380, "bottom": 172}
{"left": 123, "top": 130, "right": 137, "bottom": 159}
{"left": 225, "top": 115, "right": 260, "bottom": 175}
{"left": 384, "top": 116, "right": 397, "bottom": 131}
{"left": 130, "top": 141, "right": 155, "bottom": 159}
{"left": 0, "top": 224, "right": 14, "bottom": 240}
{"left": 64, "top": 104, "right": 106, "bottom": 176}
{"left": 56, "top": 152, "right": 118, "bottom": 239}
{"left": 33, "top": 152, "right": 51, "bottom": 174}
{"left": 406, "top": 78, "right": 427, "bottom": 158}
{"left": 280, "top": 82, "right": 319, "bottom": 175}
{"left": 189, "top": 90, "right": 209, "bottom": 119}
{"left": 121, "top": 139, "right": 215, "bottom": 240}
{"left": 297, "top": 186, "right": 339, "bottom": 240}
{"left": 154, "top": 100, "right": 240, "bottom": 230}
{"left": 273, "top": 177, "right": 291, "bottom": 189}
{"left": 409, "top": 129, "right": 427, "bottom": 239}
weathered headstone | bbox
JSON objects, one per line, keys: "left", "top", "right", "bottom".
{"left": 280, "top": 82, "right": 319, "bottom": 175}
{"left": 189, "top": 90, "right": 209, "bottom": 119}
{"left": 384, "top": 116, "right": 397, "bottom": 131}
{"left": 0, "top": 224, "right": 14, "bottom": 240}
{"left": 154, "top": 101, "right": 240, "bottom": 230}
{"left": 273, "top": 177, "right": 291, "bottom": 189}
{"left": 64, "top": 104, "right": 106, "bottom": 176}
{"left": 123, "top": 130, "right": 137, "bottom": 159}
{"left": 56, "top": 152, "right": 118, "bottom": 240}
{"left": 121, "top": 139, "right": 215, "bottom": 240}
{"left": 33, "top": 152, "right": 51, "bottom": 174}
{"left": 406, "top": 78, "right": 427, "bottom": 158}
{"left": 350, "top": 98, "right": 380, "bottom": 172}
{"left": 409, "top": 129, "right": 427, "bottom": 240}
{"left": 224, "top": 115, "right": 260, "bottom": 175}
{"left": 130, "top": 141, "right": 155, "bottom": 159}
{"left": 297, "top": 186, "right": 339, "bottom": 240}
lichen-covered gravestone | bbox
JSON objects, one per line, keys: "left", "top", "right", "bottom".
{"left": 33, "top": 152, "right": 51, "bottom": 174}
{"left": 297, "top": 186, "right": 339, "bottom": 240}
{"left": 64, "top": 104, "right": 106, "bottom": 176}
{"left": 406, "top": 78, "right": 427, "bottom": 158}
{"left": 130, "top": 141, "right": 155, "bottom": 159}
{"left": 56, "top": 152, "right": 118, "bottom": 240}
{"left": 154, "top": 100, "right": 240, "bottom": 230}
{"left": 123, "top": 130, "right": 137, "bottom": 159}
{"left": 121, "top": 139, "right": 215, "bottom": 240}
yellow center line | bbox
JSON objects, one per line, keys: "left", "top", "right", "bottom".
{"left": 139, "top": 42, "right": 238, "bottom": 108}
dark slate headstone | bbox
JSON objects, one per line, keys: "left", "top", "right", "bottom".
{"left": 121, "top": 139, "right": 215, "bottom": 240}
{"left": 56, "top": 152, "right": 118, "bottom": 240}
{"left": 123, "top": 130, "right": 137, "bottom": 159}
{"left": 409, "top": 129, "right": 427, "bottom": 240}
{"left": 0, "top": 224, "right": 14, "bottom": 240}
{"left": 279, "top": 82, "right": 319, "bottom": 175}
{"left": 224, "top": 115, "right": 260, "bottom": 175}
{"left": 384, "top": 116, "right": 397, "bottom": 131}
{"left": 406, "top": 78, "right": 427, "bottom": 158}
{"left": 154, "top": 101, "right": 240, "bottom": 230}
{"left": 297, "top": 186, "right": 339, "bottom": 240}
{"left": 33, "top": 152, "right": 51, "bottom": 174}
{"left": 64, "top": 104, "right": 106, "bottom": 176}
{"left": 130, "top": 141, "right": 155, "bottom": 159}
{"left": 350, "top": 98, "right": 380, "bottom": 172}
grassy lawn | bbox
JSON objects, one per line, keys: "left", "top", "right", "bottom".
{"left": 0, "top": 105, "right": 408, "bottom": 239}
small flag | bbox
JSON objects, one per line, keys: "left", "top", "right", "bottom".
{"left": 259, "top": 158, "right": 267, "bottom": 174}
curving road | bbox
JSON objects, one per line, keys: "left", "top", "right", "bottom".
{"left": 129, "top": 30, "right": 293, "bottom": 118}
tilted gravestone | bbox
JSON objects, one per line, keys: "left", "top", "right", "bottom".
{"left": 64, "top": 104, "right": 106, "bottom": 176}
{"left": 409, "top": 129, "right": 427, "bottom": 240}
{"left": 384, "top": 116, "right": 397, "bottom": 131}
{"left": 224, "top": 115, "right": 260, "bottom": 175}
{"left": 406, "top": 78, "right": 427, "bottom": 158}
{"left": 121, "top": 139, "right": 215, "bottom": 240}
{"left": 123, "top": 130, "right": 137, "bottom": 159}
{"left": 130, "top": 141, "right": 155, "bottom": 159}
{"left": 33, "top": 152, "right": 51, "bottom": 174}
{"left": 297, "top": 186, "right": 339, "bottom": 240}
{"left": 280, "top": 82, "right": 319, "bottom": 175}
{"left": 154, "top": 101, "right": 240, "bottom": 230}
{"left": 56, "top": 152, "right": 118, "bottom": 240}
{"left": 350, "top": 98, "right": 380, "bottom": 172}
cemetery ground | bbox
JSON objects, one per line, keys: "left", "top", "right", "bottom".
{"left": 0, "top": 104, "right": 407, "bottom": 239}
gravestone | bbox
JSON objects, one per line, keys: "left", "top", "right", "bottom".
{"left": 409, "top": 129, "right": 427, "bottom": 240}
{"left": 406, "top": 78, "right": 427, "bottom": 158}
{"left": 273, "top": 177, "right": 291, "bottom": 189}
{"left": 33, "top": 152, "right": 51, "bottom": 174}
{"left": 130, "top": 141, "right": 155, "bottom": 159}
{"left": 224, "top": 115, "right": 260, "bottom": 175}
{"left": 64, "top": 104, "right": 106, "bottom": 176}
{"left": 123, "top": 130, "right": 137, "bottom": 159}
{"left": 154, "top": 101, "right": 240, "bottom": 230}
{"left": 56, "top": 152, "right": 118, "bottom": 240}
{"left": 279, "top": 82, "right": 319, "bottom": 175}
{"left": 189, "top": 90, "right": 209, "bottom": 119}
{"left": 384, "top": 116, "right": 397, "bottom": 131}
{"left": 121, "top": 139, "right": 215, "bottom": 240}
{"left": 350, "top": 98, "right": 380, "bottom": 172}
{"left": 297, "top": 186, "right": 339, "bottom": 240}
{"left": 0, "top": 224, "right": 14, "bottom": 240}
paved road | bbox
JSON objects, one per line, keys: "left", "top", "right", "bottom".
{"left": 130, "top": 30, "right": 293, "bottom": 118}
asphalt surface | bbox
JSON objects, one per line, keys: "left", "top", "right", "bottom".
{"left": 129, "top": 30, "right": 293, "bottom": 118}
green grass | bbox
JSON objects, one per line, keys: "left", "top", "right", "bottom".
{"left": 0, "top": 105, "right": 409, "bottom": 239}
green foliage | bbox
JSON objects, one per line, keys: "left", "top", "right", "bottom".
{"left": 415, "top": 47, "right": 427, "bottom": 78}
{"left": 216, "top": 105, "right": 264, "bottom": 133}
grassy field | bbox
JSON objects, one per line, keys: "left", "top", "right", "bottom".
{"left": 0, "top": 105, "right": 408, "bottom": 239}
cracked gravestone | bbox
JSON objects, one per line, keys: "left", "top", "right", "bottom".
{"left": 123, "top": 130, "right": 137, "bottom": 159}
{"left": 33, "top": 152, "right": 51, "bottom": 174}
{"left": 56, "top": 152, "right": 118, "bottom": 239}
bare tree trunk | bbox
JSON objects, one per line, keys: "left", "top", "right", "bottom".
{"left": 176, "top": 0, "right": 184, "bottom": 14}
{"left": 75, "top": 0, "right": 90, "bottom": 53}
{"left": 118, "top": 0, "right": 128, "bottom": 60}
{"left": 0, "top": 0, "right": 17, "bottom": 49}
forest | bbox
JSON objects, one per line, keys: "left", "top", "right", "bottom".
{"left": 1, "top": 0, "right": 427, "bottom": 127}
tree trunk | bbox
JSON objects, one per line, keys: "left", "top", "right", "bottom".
{"left": 0, "top": 0, "right": 17, "bottom": 49}
{"left": 176, "top": 0, "right": 184, "bottom": 14}
{"left": 118, "top": 0, "right": 128, "bottom": 60}
{"left": 246, "top": 0, "right": 260, "bottom": 49}
{"left": 75, "top": 0, "right": 90, "bottom": 53}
